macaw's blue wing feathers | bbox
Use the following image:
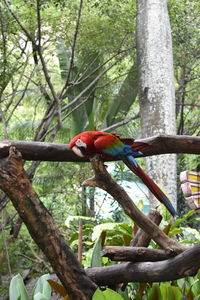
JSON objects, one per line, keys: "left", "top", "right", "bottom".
{"left": 122, "top": 155, "right": 177, "bottom": 216}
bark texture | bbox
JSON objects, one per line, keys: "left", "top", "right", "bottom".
{"left": 0, "top": 147, "right": 97, "bottom": 300}
{"left": 102, "top": 246, "right": 176, "bottom": 262}
{"left": 86, "top": 244, "right": 200, "bottom": 285}
{"left": 130, "top": 210, "right": 162, "bottom": 247}
{"left": 137, "top": 0, "right": 177, "bottom": 209}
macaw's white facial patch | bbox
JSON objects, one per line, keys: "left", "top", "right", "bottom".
{"left": 75, "top": 139, "right": 86, "bottom": 148}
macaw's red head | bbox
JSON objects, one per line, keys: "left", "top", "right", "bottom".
{"left": 68, "top": 132, "right": 96, "bottom": 157}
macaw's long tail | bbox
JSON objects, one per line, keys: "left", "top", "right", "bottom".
{"left": 122, "top": 155, "right": 177, "bottom": 216}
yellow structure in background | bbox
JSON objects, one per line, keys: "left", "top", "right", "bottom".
{"left": 180, "top": 171, "right": 200, "bottom": 212}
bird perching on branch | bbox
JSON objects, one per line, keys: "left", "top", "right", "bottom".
{"left": 69, "top": 131, "right": 176, "bottom": 216}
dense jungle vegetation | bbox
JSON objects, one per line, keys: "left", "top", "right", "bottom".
{"left": 0, "top": 0, "right": 200, "bottom": 299}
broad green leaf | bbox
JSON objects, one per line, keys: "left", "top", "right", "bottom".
{"left": 171, "top": 210, "right": 195, "bottom": 230}
{"left": 119, "top": 290, "right": 129, "bottom": 300}
{"left": 92, "top": 222, "right": 122, "bottom": 242}
{"left": 103, "top": 288, "right": 125, "bottom": 300}
{"left": 91, "top": 235, "right": 102, "bottom": 267}
{"left": 33, "top": 292, "right": 50, "bottom": 300}
{"left": 169, "top": 228, "right": 183, "bottom": 237}
{"left": 92, "top": 289, "right": 106, "bottom": 300}
{"left": 192, "top": 280, "right": 200, "bottom": 296}
{"left": 31, "top": 274, "right": 51, "bottom": 300}
{"left": 160, "top": 283, "right": 182, "bottom": 300}
{"left": 70, "top": 239, "right": 79, "bottom": 248}
{"left": 187, "top": 277, "right": 199, "bottom": 287}
{"left": 160, "top": 282, "right": 169, "bottom": 299}
{"left": 176, "top": 278, "right": 185, "bottom": 290}
{"left": 115, "top": 222, "right": 133, "bottom": 236}
{"left": 169, "top": 286, "right": 183, "bottom": 300}
{"left": 197, "top": 269, "right": 200, "bottom": 281}
{"left": 9, "top": 274, "right": 30, "bottom": 300}
{"left": 148, "top": 283, "right": 162, "bottom": 300}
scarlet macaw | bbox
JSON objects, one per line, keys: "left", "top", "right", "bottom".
{"left": 69, "top": 131, "right": 176, "bottom": 216}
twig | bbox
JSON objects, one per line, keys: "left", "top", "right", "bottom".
{"left": 102, "top": 113, "right": 140, "bottom": 132}
{"left": 66, "top": 48, "right": 132, "bottom": 93}
{"left": 60, "top": 0, "right": 83, "bottom": 98}
{"left": 78, "top": 218, "right": 83, "bottom": 263}
{"left": 61, "top": 55, "right": 126, "bottom": 112}
{"left": 4, "top": 0, "right": 62, "bottom": 129}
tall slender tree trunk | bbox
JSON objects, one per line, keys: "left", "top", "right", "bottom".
{"left": 136, "top": 0, "right": 177, "bottom": 210}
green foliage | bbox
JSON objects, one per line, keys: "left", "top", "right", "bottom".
{"left": 120, "top": 271, "right": 200, "bottom": 300}
{"left": 91, "top": 235, "right": 102, "bottom": 267}
{"left": 104, "top": 63, "right": 138, "bottom": 127}
{"left": 145, "top": 272, "right": 200, "bottom": 300}
{"left": 169, "top": 0, "right": 200, "bottom": 136}
{"left": 92, "top": 288, "right": 125, "bottom": 300}
{"left": 9, "top": 274, "right": 30, "bottom": 300}
{"left": 9, "top": 274, "right": 51, "bottom": 300}
{"left": 31, "top": 274, "right": 51, "bottom": 300}
{"left": 169, "top": 210, "right": 200, "bottom": 242}
{"left": 1, "top": 0, "right": 200, "bottom": 298}
{"left": 65, "top": 215, "right": 133, "bottom": 267}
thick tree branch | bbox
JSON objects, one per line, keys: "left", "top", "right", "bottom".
{"left": 82, "top": 155, "right": 186, "bottom": 253}
{"left": 137, "top": 134, "right": 200, "bottom": 155}
{"left": 86, "top": 244, "right": 200, "bottom": 285}
{"left": 130, "top": 210, "right": 162, "bottom": 247}
{"left": 0, "top": 147, "right": 97, "bottom": 300}
{"left": 0, "top": 134, "right": 199, "bottom": 161}
{"left": 102, "top": 246, "right": 176, "bottom": 262}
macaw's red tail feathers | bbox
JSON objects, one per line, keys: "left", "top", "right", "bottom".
{"left": 123, "top": 156, "right": 177, "bottom": 216}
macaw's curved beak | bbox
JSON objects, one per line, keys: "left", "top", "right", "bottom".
{"left": 71, "top": 146, "right": 85, "bottom": 157}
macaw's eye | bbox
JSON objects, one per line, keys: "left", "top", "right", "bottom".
{"left": 75, "top": 139, "right": 87, "bottom": 150}
{"left": 76, "top": 139, "right": 84, "bottom": 146}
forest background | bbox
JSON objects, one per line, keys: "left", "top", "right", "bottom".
{"left": 0, "top": 0, "right": 200, "bottom": 298}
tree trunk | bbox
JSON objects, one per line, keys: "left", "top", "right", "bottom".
{"left": 136, "top": 0, "right": 177, "bottom": 210}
